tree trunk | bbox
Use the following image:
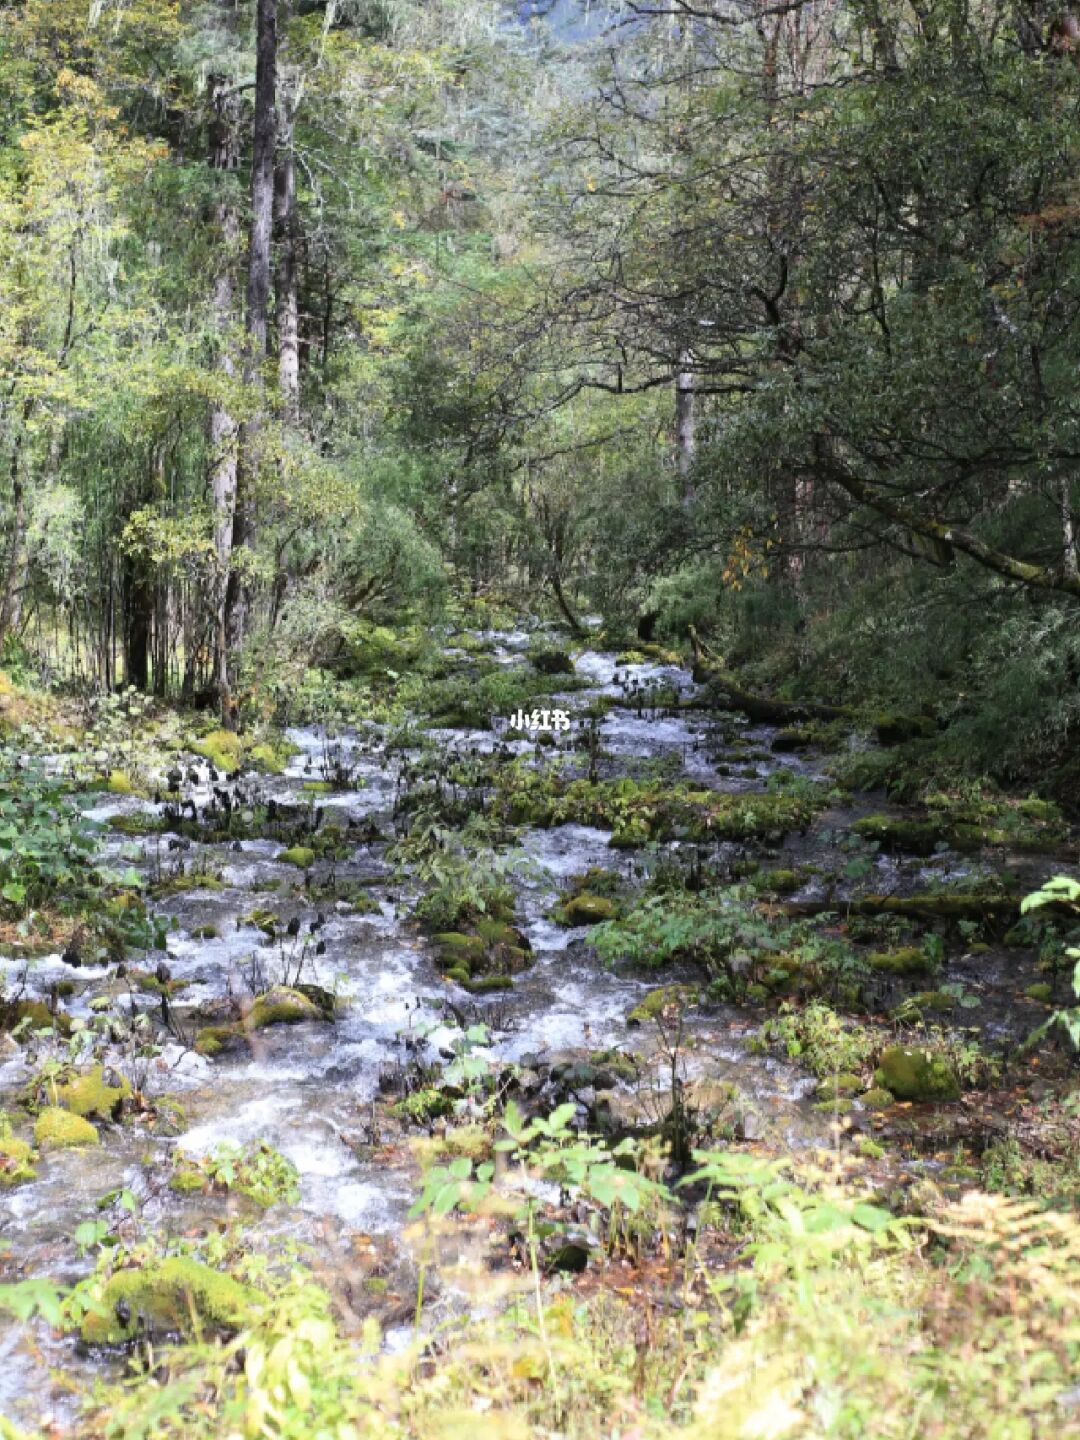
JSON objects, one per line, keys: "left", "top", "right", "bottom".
{"left": 208, "top": 66, "right": 241, "bottom": 717}
{"left": 275, "top": 87, "right": 300, "bottom": 426}
{"left": 224, "top": 0, "right": 277, "bottom": 725}
{"left": 1063, "top": 476, "right": 1078, "bottom": 582}
{"left": 675, "top": 347, "right": 695, "bottom": 510}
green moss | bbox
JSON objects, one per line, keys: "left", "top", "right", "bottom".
{"left": 79, "top": 1258, "right": 257, "bottom": 1345}
{"left": 107, "top": 769, "right": 136, "bottom": 794}
{"left": 461, "top": 974, "right": 513, "bottom": 994}
{"left": 562, "top": 893, "right": 617, "bottom": 925}
{"left": 191, "top": 924, "right": 219, "bottom": 940}
{"left": 874, "top": 1046, "right": 960, "bottom": 1102}
{"left": 1025, "top": 982, "right": 1054, "bottom": 1003}
{"left": 246, "top": 987, "right": 325, "bottom": 1029}
{"left": 627, "top": 985, "right": 698, "bottom": 1026}
{"left": 475, "top": 918, "right": 525, "bottom": 948}
{"left": 278, "top": 846, "right": 316, "bottom": 869}
{"left": 34, "top": 1107, "right": 100, "bottom": 1149}
{"left": 108, "top": 812, "right": 167, "bottom": 836}
{"left": 302, "top": 780, "right": 333, "bottom": 793}
{"left": 859, "top": 1087, "right": 896, "bottom": 1111}
{"left": 194, "top": 1025, "right": 243, "bottom": 1057}
{"left": 169, "top": 1169, "right": 208, "bottom": 1194}
{"left": 813, "top": 1096, "right": 854, "bottom": 1114}
{"left": 818, "top": 1073, "right": 863, "bottom": 1097}
{"left": 757, "top": 869, "right": 800, "bottom": 895}
{"left": 0, "top": 998, "right": 71, "bottom": 1038}
{"left": 432, "top": 933, "right": 487, "bottom": 968}
{"left": 393, "top": 1088, "right": 454, "bottom": 1122}
{"left": 0, "top": 1132, "right": 37, "bottom": 1186}
{"left": 857, "top": 1137, "right": 886, "bottom": 1159}
{"left": 54, "top": 1064, "right": 131, "bottom": 1118}
{"left": 192, "top": 729, "right": 244, "bottom": 775}
{"left": 249, "top": 738, "right": 300, "bottom": 775}
{"left": 866, "top": 947, "right": 932, "bottom": 976}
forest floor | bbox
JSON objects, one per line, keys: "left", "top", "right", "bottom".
{"left": 0, "top": 618, "right": 1078, "bottom": 1439}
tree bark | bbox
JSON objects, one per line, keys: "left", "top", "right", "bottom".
{"left": 208, "top": 67, "right": 241, "bottom": 717}
{"left": 275, "top": 87, "right": 300, "bottom": 425}
{"left": 224, "top": 0, "right": 278, "bottom": 725}
{"left": 675, "top": 347, "right": 695, "bottom": 510}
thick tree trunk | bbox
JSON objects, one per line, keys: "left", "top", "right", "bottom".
{"left": 208, "top": 67, "right": 241, "bottom": 717}
{"left": 1063, "top": 477, "right": 1078, "bottom": 582}
{"left": 223, "top": 0, "right": 277, "bottom": 724}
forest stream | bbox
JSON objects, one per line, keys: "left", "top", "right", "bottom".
{"left": 2, "top": 624, "right": 1076, "bottom": 1432}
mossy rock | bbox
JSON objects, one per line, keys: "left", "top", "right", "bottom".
{"left": 432, "top": 933, "right": 486, "bottom": 969}
{"left": 54, "top": 1064, "right": 131, "bottom": 1119}
{"left": 531, "top": 649, "right": 575, "bottom": 675}
{"left": 1025, "top": 982, "right": 1054, "bottom": 1003}
{"left": 191, "top": 924, "right": 219, "bottom": 941}
{"left": 758, "top": 869, "right": 799, "bottom": 895}
{"left": 562, "top": 893, "right": 616, "bottom": 925}
{"left": 278, "top": 846, "right": 316, "bottom": 869}
{"left": 857, "top": 1137, "right": 885, "bottom": 1159}
{"left": 192, "top": 729, "right": 244, "bottom": 775}
{"left": 817, "top": 1073, "right": 863, "bottom": 1097}
{"left": 475, "top": 918, "right": 530, "bottom": 951}
{"left": 107, "top": 769, "right": 137, "bottom": 794}
{"left": 445, "top": 966, "right": 472, "bottom": 986}
{"left": 859, "top": 1087, "right": 896, "bottom": 1112}
{"left": 874, "top": 1046, "right": 959, "bottom": 1102}
{"left": 79, "top": 1258, "right": 258, "bottom": 1345}
{"left": 249, "top": 738, "right": 300, "bottom": 775}
{"left": 627, "top": 985, "right": 698, "bottom": 1026}
{"left": 34, "top": 1108, "right": 100, "bottom": 1149}
{"left": 245, "top": 987, "right": 326, "bottom": 1029}
{"left": 813, "top": 1096, "right": 854, "bottom": 1114}
{"left": 461, "top": 975, "right": 513, "bottom": 994}
{"left": 872, "top": 713, "right": 935, "bottom": 746}
{"left": 897, "top": 990, "right": 957, "bottom": 1016}
{"left": 0, "top": 999, "right": 71, "bottom": 1038}
{"left": 866, "top": 947, "right": 932, "bottom": 976}
{"left": 0, "top": 1133, "right": 37, "bottom": 1186}
{"left": 771, "top": 727, "right": 815, "bottom": 753}
{"left": 851, "top": 816, "right": 944, "bottom": 857}
{"left": 108, "top": 812, "right": 167, "bottom": 836}
{"left": 194, "top": 1025, "right": 246, "bottom": 1057}
{"left": 302, "top": 780, "right": 333, "bottom": 794}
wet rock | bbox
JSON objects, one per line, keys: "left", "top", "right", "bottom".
{"left": 34, "top": 1107, "right": 99, "bottom": 1149}
{"left": 561, "top": 893, "right": 616, "bottom": 925}
{"left": 79, "top": 1258, "right": 256, "bottom": 1345}
{"left": 245, "top": 986, "right": 327, "bottom": 1029}
{"left": 873, "top": 1046, "right": 959, "bottom": 1102}
{"left": 851, "top": 816, "right": 944, "bottom": 857}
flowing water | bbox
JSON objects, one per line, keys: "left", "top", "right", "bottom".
{"left": 1, "top": 633, "right": 1074, "bottom": 1428}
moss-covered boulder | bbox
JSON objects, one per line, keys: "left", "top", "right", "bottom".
{"left": 192, "top": 729, "right": 244, "bottom": 775}
{"left": 34, "top": 1108, "right": 99, "bottom": 1149}
{"left": 874, "top": 1046, "right": 960, "bottom": 1102}
{"left": 54, "top": 1064, "right": 131, "bottom": 1119}
{"left": 80, "top": 1257, "right": 258, "bottom": 1345}
{"left": 866, "top": 947, "right": 933, "bottom": 977}
{"left": 245, "top": 987, "right": 326, "bottom": 1029}
{"left": 562, "top": 893, "right": 616, "bottom": 925}
{"left": 461, "top": 974, "right": 513, "bottom": 994}
{"left": 278, "top": 846, "right": 316, "bottom": 869}
{"left": 1024, "top": 982, "right": 1054, "bottom": 1003}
